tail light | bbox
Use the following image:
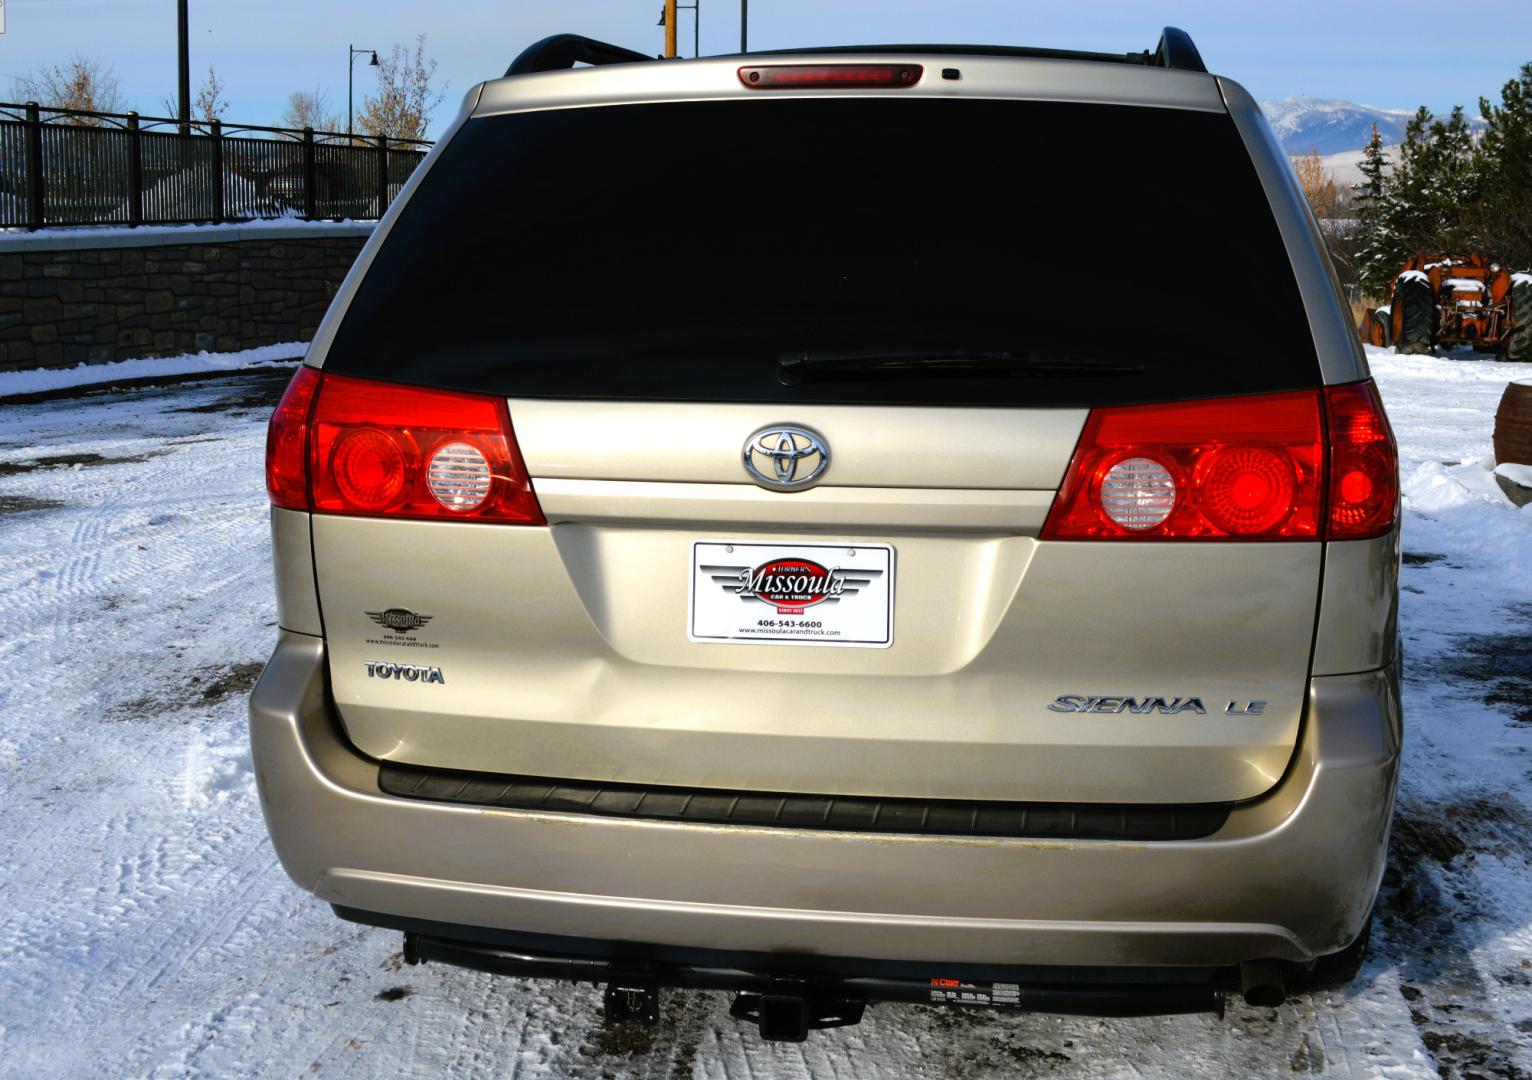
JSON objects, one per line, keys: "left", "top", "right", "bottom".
{"left": 738, "top": 64, "right": 923, "bottom": 90}
{"left": 1042, "top": 382, "right": 1397, "bottom": 541}
{"left": 266, "top": 365, "right": 320, "bottom": 510}
{"left": 264, "top": 368, "right": 544, "bottom": 524}
{"left": 1323, "top": 380, "right": 1398, "bottom": 539}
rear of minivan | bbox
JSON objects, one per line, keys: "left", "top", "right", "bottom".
{"left": 252, "top": 49, "right": 1401, "bottom": 1019}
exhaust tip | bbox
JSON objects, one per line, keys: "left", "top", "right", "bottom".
{"left": 1239, "top": 960, "right": 1287, "bottom": 1007}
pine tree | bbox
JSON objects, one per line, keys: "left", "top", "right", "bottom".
{"left": 1386, "top": 107, "right": 1439, "bottom": 250}
{"left": 1477, "top": 63, "right": 1532, "bottom": 202}
{"left": 1356, "top": 125, "right": 1387, "bottom": 210}
{"left": 1370, "top": 105, "right": 1483, "bottom": 263}
{"left": 1354, "top": 124, "right": 1402, "bottom": 297}
{"left": 1428, "top": 106, "right": 1480, "bottom": 230}
{"left": 1471, "top": 63, "right": 1532, "bottom": 267}
{"left": 1336, "top": 59, "right": 1532, "bottom": 295}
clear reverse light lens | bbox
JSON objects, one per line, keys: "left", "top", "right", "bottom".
{"left": 1099, "top": 456, "right": 1176, "bottom": 530}
{"left": 426, "top": 441, "right": 492, "bottom": 511}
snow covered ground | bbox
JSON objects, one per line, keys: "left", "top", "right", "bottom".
{"left": 0, "top": 344, "right": 306, "bottom": 399}
{"left": 1, "top": 350, "right": 1530, "bottom": 1078}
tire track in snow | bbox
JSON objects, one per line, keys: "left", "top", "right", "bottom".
{"left": 0, "top": 380, "right": 289, "bottom": 1078}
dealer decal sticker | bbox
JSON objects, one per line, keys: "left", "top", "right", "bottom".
{"left": 689, "top": 541, "right": 894, "bottom": 648}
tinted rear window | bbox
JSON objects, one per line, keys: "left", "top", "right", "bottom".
{"left": 327, "top": 98, "right": 1319, "bottom": 407}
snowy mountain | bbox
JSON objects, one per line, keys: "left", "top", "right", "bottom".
{"left": 1259, "top": 96, "right": 1417, "bottom": 155}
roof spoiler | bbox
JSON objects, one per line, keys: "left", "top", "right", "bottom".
{"left": 1152, "top": 27, "right": 1207, "bottom": 73}
{"left": 504, "top": 28, "right": 1208, "bottom": 78}
{"left": 506, "top": 34, "right": 652, "bottom": 77}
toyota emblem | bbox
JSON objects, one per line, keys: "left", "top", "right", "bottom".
{"left": 742, "top": 426, "right": 830, "bottom": 491}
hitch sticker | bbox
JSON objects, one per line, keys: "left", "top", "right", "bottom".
{"left": 929, "top": 978, "right": 1022, "bottom": 1007}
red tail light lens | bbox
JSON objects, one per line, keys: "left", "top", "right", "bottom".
{"left": 1042, "top": 390, "right": 1325, "bottom": 540}
{"left": 263, "top": 369, "right": 544, "bottom": 524}
{"left": 1323, "top": 380, "right": 1398, "bottom": 539}
{"left": 1198, "top": 446, "right": 1298, "bottom": 535}
{"left": 266, "top": 365, "right": 321, "bottom": 510}
{"left": 1042, "top": 382, "right": 1399, "bottom": 541}
{"left": 738, "top": 64, "right": 923, "bottom": 90}
{"left": 330, "top": 427, "right": 408, "bottom": 510}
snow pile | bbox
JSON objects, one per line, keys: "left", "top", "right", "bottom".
{"left": 123, "top": 168, "right": 265, "bottom": 221}
{"left": 1401, "top": 452, "right": 1532, "bottom": 581}
{"left": 0, "top": 343, "right": 304, "bottom": 398}
{"left": 1369, "top": 345, "right": 1532, "bottom": 595}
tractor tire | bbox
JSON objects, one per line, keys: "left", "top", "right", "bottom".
{"left": 1369, "top": 310, "right": 1393, "bottom": 348}
{"left": 1509, "top": 278, "right": 1532, "bottom": 363}
{"left": 1394, "top": 276, "right": 1435, "bottom": 354}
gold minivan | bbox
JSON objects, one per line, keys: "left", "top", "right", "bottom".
{"left": 252, "top": 28, "right": 1401, "bottom": 1041}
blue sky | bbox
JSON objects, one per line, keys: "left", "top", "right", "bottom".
{"left": 3, "top": 0, "right": 1530, "bottom": 136}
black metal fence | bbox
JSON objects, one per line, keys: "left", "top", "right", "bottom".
{"left": 0, "top": 102, "right": 433, "bottom": 230}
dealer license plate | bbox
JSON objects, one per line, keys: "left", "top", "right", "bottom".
{"left": 689, "top": 540, "right": 894, "bottom": 648}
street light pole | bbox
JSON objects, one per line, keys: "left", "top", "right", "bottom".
{"left": 741, "top": 0, "right": 747, "bottom": 52}
{"left": 348, "top": 44, "right": 378, "bottom": 140}
{"left": 176, "top": 0, "right": 190, "bottom": 135}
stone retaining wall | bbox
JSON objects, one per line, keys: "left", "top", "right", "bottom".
{"left": 0, "top": 224, "right": 373, "bottom": 372}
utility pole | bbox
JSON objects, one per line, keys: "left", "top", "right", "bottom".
{"left": 741, "top": 0, "right": 747, "bottom": 52}
{"left": 176, "top": 0, "right": 190, "bottom": 135}
{"left": 659, "top": 0, "right": 698, "bottom": 58}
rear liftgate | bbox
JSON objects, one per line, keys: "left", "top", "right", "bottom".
{"left": 401, "top": 932, "right": 1225, "bottom": 1043}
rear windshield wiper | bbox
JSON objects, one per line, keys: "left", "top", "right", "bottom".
{"left": 777, "top": 349, "right": 1143, "bottom": 385}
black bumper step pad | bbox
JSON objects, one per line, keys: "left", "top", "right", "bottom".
{"left": 378, "top": 762, "right": 1230, "bottom": 841}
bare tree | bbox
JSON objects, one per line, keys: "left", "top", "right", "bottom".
{"left": 355, "top": 35, "right": 447, "bottom": 142}
{"left": 12, "top": 54, "right": 124, "bottom": 122}
{"left": 194, "top": 66, "right": 229, "bottom": 122}
{"left": 1292, "top": 146, "right": 1342, "bottom": 220}
{"left": 282, "top": 88, "right": 341, "bottom": 134}
{"left": 162, "top": 66, "right": 230, "bottom": 122}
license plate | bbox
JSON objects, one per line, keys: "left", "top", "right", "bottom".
{"left": 689, "top": 540, "right": 894, "bottom": 648}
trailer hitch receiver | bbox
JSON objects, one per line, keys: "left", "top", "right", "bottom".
{"left": 729, "top": 982, "right": 866, "bottom": 1042}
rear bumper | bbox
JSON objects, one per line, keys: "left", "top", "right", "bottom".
{"left": 250, "top": 631, "right": 1400, "bottom": 967}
